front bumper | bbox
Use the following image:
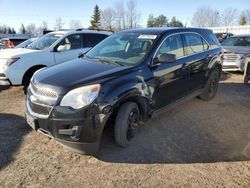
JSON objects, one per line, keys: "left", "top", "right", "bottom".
{"left": 26, "top": 104, "right": 111, "bottom": 155}
{"left": 222, "top": 62, "right": 245, "bottom": 72}
{"left": 0, "top": 74, "right": 11, "bottom": 86}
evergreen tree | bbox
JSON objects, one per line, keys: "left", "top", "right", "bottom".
{"left": 168, "top": 17, "right": 183, "bottom": 27}
{"left": 19, "top": 24, "right": 26, "bottom": 34}
{"left": 147, "top": 14, "right": 155, "bottom": 27}
{"left": 90, "top": 5, "right": 101, "bottom": 29}
{"left": 155, "top": 14, "right": 168, "bottom": 27}
{"left": 239, "top": 16, "right": 247, "bottom": 25}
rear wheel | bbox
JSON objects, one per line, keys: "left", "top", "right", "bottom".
{"left": 114, "top": 102, "right": 140, "bottom": 147}
{"left": 199, "top": 67, "right": 221, "bottom": 101}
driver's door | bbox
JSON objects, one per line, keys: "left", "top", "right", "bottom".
{"left": 151, "top": 34, "right": 189, "bottom": 109}
{"left": 53, "top": 34, "right": 84, "bottom": 64}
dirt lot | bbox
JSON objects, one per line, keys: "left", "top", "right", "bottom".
{"left": 0, "top": 72, "right": 250, "bottom": 187}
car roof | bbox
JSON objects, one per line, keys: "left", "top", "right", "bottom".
{"left": 49, "top": 30, "right": 112, "bottom": 36}
{"left": 119, "top": 27, "right": 212, "bottom": 35}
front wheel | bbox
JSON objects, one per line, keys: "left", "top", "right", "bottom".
{"left": 198, "top": 67, "right": 221, "bottom": 101}
{"left": 114, "top": 102, "right": 140, "bottom": 147}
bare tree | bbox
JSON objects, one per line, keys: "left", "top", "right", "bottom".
{"left": 191, "top": 7, "right": 220, "bottom": 27}
{"left": 114, "top": 0, "right": 126, "bottom": 30}
{"left": 26, "top": 23, "right": 36, "bottom": 35}
{"left": 101, "top": 8, "right": 116, "bottom": 30}
{"left": 41, "top": 21, "right": 48, "bottom": 30}
{"left": 126, "top": 0, "right": 141, "bottom": 28}
{"left": 54, "top": 17, "right": 64, "bottom": 30}
{"left": 69, "top": 19, "right": 82, "bottom": 29}
{"left": 221, "top": 8, "right": 238, "bottom": 26}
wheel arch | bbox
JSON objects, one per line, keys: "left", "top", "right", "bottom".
{"left": 22, "top": 65, "right": 47, "bottom": 85}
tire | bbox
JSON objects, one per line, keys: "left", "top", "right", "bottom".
{"left": 23, "top": 70, "right": 37, "bottom": 94}
{"left": 198, "top": 67, "right": 221, "bottom": 101}
{"left": 114, "top": 102, "right": 140, "bottom": 147}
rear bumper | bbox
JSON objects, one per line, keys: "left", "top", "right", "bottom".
{"left": 26, "top": 105, "right": 111, "bottom": 155}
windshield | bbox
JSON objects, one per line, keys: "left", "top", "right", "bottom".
{"left": 16, "top": 38, "right": 35, "bottom": 48}
{"left": 86, "top": 33, "right": 158, "bottom": 66}
{"left": 221, "top": 36, "right": 250, "bottom": 48}
{"left": 27, "top": 33, "right": 63, "bottom": 50}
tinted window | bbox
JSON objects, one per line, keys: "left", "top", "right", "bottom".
{"left": 221, "top": 37, "right": 250, "bottom": 47}
{"left": 83, "top": 34, "right": 108, "bottom": 48}
{"left": 184, "top": 33, "right": 204, "bottom": 55}
{"left": 59, "top": 34, "right": 82, "bottom": 50}
{"left": 156, "top": 34, "right": 184, "bottom": 59}
{"left": 207, "top": 32, "right": 220, "bottom": 49}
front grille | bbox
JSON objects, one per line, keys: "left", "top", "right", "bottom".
{"left": 223, "top": 65, "right": 239, "bottom": 69}
{"left": 30, "top": 82, "right": 58, "bottom": 98}
{"left": 27, "top": 82, "right": 58, "bottom": 118}
{"left": 28, "top": 101, "right": 52, "bottom": 115}
{"left": 223, "top": 54, "right": 239, "bottom": 62}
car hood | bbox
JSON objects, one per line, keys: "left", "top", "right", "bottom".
{"left": 222, "top": 46, "right": 250, "bottom": 55}
{"left": 33, "top": 58, "right": 131, "bottom": 93}
{"left": 0, "top": 48, "right": 38, "bottom": 58}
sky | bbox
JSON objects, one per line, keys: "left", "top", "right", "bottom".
{"left": 0, "top": 0, "right": 249, "bottom": 31}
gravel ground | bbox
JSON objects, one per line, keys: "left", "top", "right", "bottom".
{"left": 0, "top": 72, "right": 250, "bottom": 187}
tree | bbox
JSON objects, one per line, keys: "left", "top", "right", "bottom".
{"left": 221, "top": 8, "right": 238, "bottom": 26}
{"left": 41, "top": 21, "right": 48, "bottom": 30}
{"left": 54, "top": 17, "right": 64, "bottom": 30}
{"left": 19, "top": 24, "right": 26, "bottom": 34}
{"left": 126, "top": 0, "right": 141, "bottom": 28}
{"left": 239, "top": 16, "right": 247, "bottom": 25}
{"left": 114, "top": 0, "right": 126, "bottom": 30}
{"left": 26, "top": 24, "right": 36, "bottom": 35}
{"left": 155, "top": 14, "right": 168, "bottom": 27}
{"left": 168, "top": 16, "right": 183, "bottom": 27}
{"left": 147, "top": 14, "right": 155, "bottom": 27}
{"left": 191, "top": 7, "right": 220, "bottom": 27}
{"left": 90, "top": 5, "right": 101, "bottom": 29}
{"left": 69, "top": 19, "right": 82, "bottom": 29}
{"left": 241, "top": 9, "right": 250, "bottom": 25}
{"left": 101, "top": 8, "right": 116, "bottom": 30}
{"left": 11, "top": 28, "right": 16, "bottom": 34}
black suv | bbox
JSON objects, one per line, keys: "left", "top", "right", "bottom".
{"left": 26, "top": 28, "right": 222, "bottom": 154}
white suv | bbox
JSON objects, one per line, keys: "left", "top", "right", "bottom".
{"left": 0, "top": 30, "right": 111, "bottom": 89}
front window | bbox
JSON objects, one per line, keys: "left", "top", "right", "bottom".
{"left": 86, "top": 33, "right": 158, "bottom": 66}
{"left": 221, "top": 37, "right": 250, "bottom": 48}
{"left": 27, "top": 33, "right": 63, "bottom": 50}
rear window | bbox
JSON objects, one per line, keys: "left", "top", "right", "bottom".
{"left": 82, "top": 34, "right": 108, "bottom": 48}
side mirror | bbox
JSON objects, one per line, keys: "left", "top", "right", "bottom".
{"left": 157, "top": 53, "right": 176, "bottom": 64}
{"left": 57, "top": 45, "right": 67, "bottom": 52}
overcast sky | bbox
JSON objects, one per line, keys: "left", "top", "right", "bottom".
{"left": 0, "top": 0, "right": 249, "bottom": 30}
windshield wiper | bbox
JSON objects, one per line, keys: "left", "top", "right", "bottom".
{"left": 88, "top": 56, "right": 125, "bottom": 66}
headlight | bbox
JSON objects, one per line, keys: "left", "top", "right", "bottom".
{"left": 60, "top": 84, "right": 100, "bottom": 109}
{"left": 0, "top": 57, "right": 20, "bottom": 68}
{"left": 5, "top": 57, "right": 20, "bottom": 66}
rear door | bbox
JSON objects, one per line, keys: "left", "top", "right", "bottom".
{"left": 53, "top": 34, "right": 83, "bottom": 64}
{"left": 182, "top": 33, "right": 210, "bottom": 92}
{"left": 151, "top": 34, "right": 189, "bottom": 109}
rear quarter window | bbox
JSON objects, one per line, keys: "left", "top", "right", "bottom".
{"left": 82, "top": 34, "right": 108, "bottom": 48}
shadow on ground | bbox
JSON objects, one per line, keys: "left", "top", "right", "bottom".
{"left": 0, "top": 114, "right": 31, "bottom": 170}
{"left": 0, "top": 86, "right": 10, "bottom": 93}
{"left": 97, "top": 82, "right": 250, "bottom": 164}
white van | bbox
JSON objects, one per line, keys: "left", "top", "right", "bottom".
{"left": 0, "top": 30, "right": 111, "bottom": 90}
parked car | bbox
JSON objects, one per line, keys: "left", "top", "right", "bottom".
{"left": 0, "top": 29, "right": 111, "bottom": 90}
{"left": 215, "top": 32, "right": 233, "bottom": 43}
{"left": 221, "top": 35, "right": 250, "bottom": 72}
{"left": 26, "top": 28, "right": 222, "bottom": 155}
{"left": 0, "top": 38, "right": 15, "bottom": 49}
{"left": 15, "top": 38, "right": 37, "bottom": 48}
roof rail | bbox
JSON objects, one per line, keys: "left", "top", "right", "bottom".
{"left": 75, "top": 28, "right": 114, "bottom": 33}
